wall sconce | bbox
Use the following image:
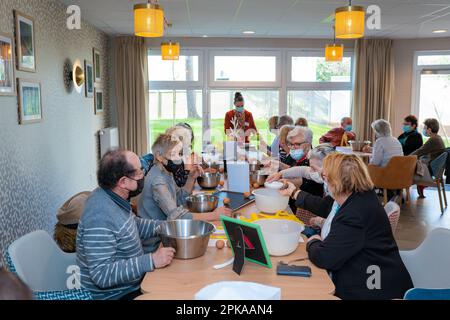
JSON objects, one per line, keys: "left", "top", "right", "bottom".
{"left": 64, "top": 59, "right": 85, "bottom": 93}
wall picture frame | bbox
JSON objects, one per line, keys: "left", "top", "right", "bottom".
{"left": 84, "top": 60, "right": 94, "bottom": 98}
{"left": 94, "top": 87, "right": 103, "bottom": 115}
{"left": 93, "top": 48, "right": 101, "bottom": 82}
{"left": 14, "top": 10, "right": 36, "bottom": 72}
{"left": 17, "top": 78, "right": 42, "bottom": 124}
{"left": 0, "top": 33, "right": 16, "bottom": 96}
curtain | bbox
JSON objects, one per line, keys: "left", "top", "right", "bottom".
{"left": 114, "top": 36, "right": 149, "bottom": 155}
{"left": 353, "top": 39, "right": 395, "bottom": 141}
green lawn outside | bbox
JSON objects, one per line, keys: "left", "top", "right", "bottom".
{"left": 149, "top": 118, "right": 332, "bottom": 152}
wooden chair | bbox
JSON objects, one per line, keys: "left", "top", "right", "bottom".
{"left": 368, "top": 155, "right": 417, "bottom": 205}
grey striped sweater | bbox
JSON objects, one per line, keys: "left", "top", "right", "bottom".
{"left": 76, "top": 188, "right": 157, "bottom": 300}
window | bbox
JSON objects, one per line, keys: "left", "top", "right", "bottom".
{"left": 209, "top": 90, "right": 279, "bottom": 151}
{"left": 149, "top": 90, "right": 203, "bottom": 152}
{"left": 147, "top": 48, "right": 354, "bottom": 152}
{"left": 148, "top": 55, "right": 199, "bottom": 82}
{"left": 291, "top": 56, "right": 352, "bottom": 83}
{"left": 287, "top": 90, "right": 352, "bottom": 146}
{"left": 214, "top": 56, "right": 276, "bottom": 82}
{"left": 413, "top": 52, "right": 450, "bottom": 146}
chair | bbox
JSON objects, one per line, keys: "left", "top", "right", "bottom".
{"left": 400, "top": 228, "right": 450, "bottom": 289}
{"left": 5, "top": 230, "right": 91, "bottom": 300}
{"left": 419, "top": 152, "right": 448, "bottom": 213}
{"left": 404, "top": 288, "right": 450, "bottom": 300}
{"left": 368, "top": 155, "right": 417, "bottom": 205}
{"left": 384, "top": 201, "right": 400, "bottom": 232}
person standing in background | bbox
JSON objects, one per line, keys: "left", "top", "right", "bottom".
{"left": 224, "top": 92, "right": 257, "bottom": 143}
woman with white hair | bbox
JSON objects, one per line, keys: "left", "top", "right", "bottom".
{"left": 363, "top": 119, "right": 403, "bottom": 167}
{"left": 138, "top": 134, "right": 232, "bottom": 253}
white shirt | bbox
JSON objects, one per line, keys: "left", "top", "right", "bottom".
{"left": 321, "top": 202, "right": 340, "bottom": 240}
{"left": 370, "top": 136, "right": 404, "bottom": 167}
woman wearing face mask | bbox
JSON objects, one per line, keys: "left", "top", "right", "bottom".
{"left": 280, "top": 153, "right": 413, "bottom": 300}
{"left": 137, "top": 134, "right": 232, "bottom": 253}
{"left": 411, "top": 118, "right": 446, "bottom": 198}
{"left": 397, "top": 115, "right": 423, "bottom": 155}
{"left": 224, "top": 92, "right": 258, "bottom": 143}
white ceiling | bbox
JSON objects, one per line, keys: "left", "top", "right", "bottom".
{"left": 59, "top": 0, "right": 450, "bottom": 39}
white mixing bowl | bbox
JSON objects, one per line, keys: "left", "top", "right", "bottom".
{"left": 254, "top": 219, "right": 305, "bottom": 256}
{"left": 252, "top": 188, "right": 289, "bottom": 213}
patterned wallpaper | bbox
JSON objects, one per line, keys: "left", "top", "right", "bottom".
{"left": 0, "top": 0, "right": 111, "bottom": 266}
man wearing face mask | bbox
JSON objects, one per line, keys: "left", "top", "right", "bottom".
{"left": 138, "top": 134, "right": 232, "bottom": 253}
{"left": 319, "top": 117, "right": 356, "bottom": 147}
{"left": 76, "top": 149, "right": 175, "bottom": 300}
{"left": 224, "top": 92, "right": 258, "bottom": 143}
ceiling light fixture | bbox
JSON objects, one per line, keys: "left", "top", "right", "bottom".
{"left": 242, "top": 31, "right": 255, "bottom": 35}
{"left": 335, "top": 0, "right": 365, "bottom": 39}
{"left": 325, "top": 26, "right": 344, "bottom": 62}
{"left": 134, "top": 0, "right": 164, "bottom": 37}
{"left": 433, "top": 29, "right": 448, "bottom": 34}
{"left": 161, "top": 41, "right": 180, "bottom": 60}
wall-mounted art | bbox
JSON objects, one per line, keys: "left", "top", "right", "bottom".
{"left": 93, "top": 48, "right": 101, "bottom": 82}
{"left": 0, "top": 33, "right": 15, "bottom": 96}
{"left": 14, "top": 10, "right": 36, "bottom": 72}
{"left": 94, "top": 87, "right": 103, "bottom": 115}
{"left": 18, "top": 78, "right": 42, "bottom": 124}
{"left": 84, "top": 60, "right": 94, "bottom": 98}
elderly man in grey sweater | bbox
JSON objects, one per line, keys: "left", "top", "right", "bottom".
{"left": 76, "top": 149, "right": 175, "bottom": 300}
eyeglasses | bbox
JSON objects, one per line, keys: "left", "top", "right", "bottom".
{"left": 288, "top": 141, "right": 308, "bottom": 149}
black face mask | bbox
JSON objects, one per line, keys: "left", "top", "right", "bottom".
{"left": 164, "top": 159, "right": 185, "bottom": 174}
{"left": 127, "top": 177, "right": 145, "bottom": 198}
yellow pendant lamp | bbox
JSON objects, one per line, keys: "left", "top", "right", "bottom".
{"left": 335, "top": 1, "right": 365, "bottom": 39}
{"left": 325, "top": 44, "right": 344, "bottom": 62}
{"left": 325, "top": 26, "right": 344, "bottom": 62}
{"left": 161, "top": 42, "right": 180, "bottom": 60}
{"left": 134, "top": 1, "right": 164, "bottom": 37}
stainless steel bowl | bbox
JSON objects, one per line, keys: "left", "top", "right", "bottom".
{"left": 186, "top": 194, "right": 219, "bottom": 213}
{"left": 158, "top": 220, "right": 215, "bottom": 259}
{"left": 349, "top": 140, "right": 371, "bottom": 152}
{"left": 197, "top": 172, "right": 221, "bottom": 189}
{"left": 250, "top": 170, "right": 269, "bottom": 186}
{"left": 201, "top": 161, "right": 220, "bottom": 171}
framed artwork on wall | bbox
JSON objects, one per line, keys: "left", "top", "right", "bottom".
{"left": 17, "top": 78, "right": 42, "bottom": 124}
{"left": 0, "top": 33, "right": 16, "bottom": 96}
{"left": 94, "top": 87, "right": 103, "bottom": 115}
{"left": 14, "top": 10, "right": 36, "bottom": 72}
{"left": 84, "top": 60, "right": 94, "bottom": 98}
{"left": 93, "top": 48, "right": 101, "bottom": 82}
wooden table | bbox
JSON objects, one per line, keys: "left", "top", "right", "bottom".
{"left": 335, "top": 146, "right": 372, "bottom": 159}
{"left": 139, "top": 190, "right": 336, "bottom": 300}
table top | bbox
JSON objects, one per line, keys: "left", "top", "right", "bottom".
{"left": 335, "top": 146, "right": 372, "bottom": 158}
{"left": 139, "top": 183, "right": 336, "bottom": 300}
{"left": 139, "top": 243, "right": 336, "bottom": 300}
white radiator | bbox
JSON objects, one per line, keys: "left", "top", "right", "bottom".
{"left": 99, "top": 127, "right": 119, "bottom": 157}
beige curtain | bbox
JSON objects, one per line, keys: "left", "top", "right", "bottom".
{"left": 114, "top": 36, "right": 149, "bottom": 155}
{"left": 353, "top": 39, "right": 395, "bottom": 141}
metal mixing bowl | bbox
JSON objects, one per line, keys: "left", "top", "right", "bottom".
{"left": 250, "top": 170, "right": 269, "bottom": 186}
{"left": 349, "top": 140, "right": 371, "bottom": 152}
{"left": 249, "top": 162, "right": 262, "bottom": 172}
{"left": 201, "top": 161, "right": 221, "bottom": 172}
{"left": 157, "top": 220, "right": 215, "bottom": 259}
{"left": 186, "top": 194, "right": 219, "bottom": 213}
{"left": 197, "top": 172, "right": 221, "bottom": 189}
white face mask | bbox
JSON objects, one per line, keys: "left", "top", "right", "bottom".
{"left": 323, "top": 181, "right": 334, "bottom": 198}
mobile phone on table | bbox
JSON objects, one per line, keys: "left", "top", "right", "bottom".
{"left": 276, "top": 263, "right": 312, "bottom": 277}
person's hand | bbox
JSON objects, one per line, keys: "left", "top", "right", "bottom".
{"left": 151, "top": 246, "right": 176, "bottom": 269}
{"left": 309, "top": 217, "right": 325, "bottom": 228}
{"left": 189, "top": 164, "right": 204, "bottom": 179}
{"left": 307, "top": 234, "right": 322, "bottom": 243}
{"left": 209, "top": 206, "right": 233, "bottom": 220}
{"left": 266, "top": 172, "right": 282, "bottom": 183}
{"left": 362, "top": 146, "right": 372, "bottom": 153}
{"left": 278, "top": 180, "right": 296, "bottom": 198}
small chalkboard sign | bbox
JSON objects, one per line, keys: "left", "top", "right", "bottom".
{"left": 220, "top": 216, "right": 272, "bottom": 275}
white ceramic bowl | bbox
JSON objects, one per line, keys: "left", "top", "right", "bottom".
{"left": 252, "top": 188, "right": 289, "bottom": 214}
{"left": 264, "top": 181, "right": 284, "bottom": 190}
{"left": 254, "top": 219, "right": 305, "bottom": 256}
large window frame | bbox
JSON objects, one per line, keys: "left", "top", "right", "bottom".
{"left": 412, "top": 50, "right": 450, "bottom": 119}
{"left": 148, "top": 47, "right": 354, "bottom": 151}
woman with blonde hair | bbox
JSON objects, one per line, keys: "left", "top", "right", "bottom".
{"left": 280, "top": 153, "right": 413, "bottom": 300}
